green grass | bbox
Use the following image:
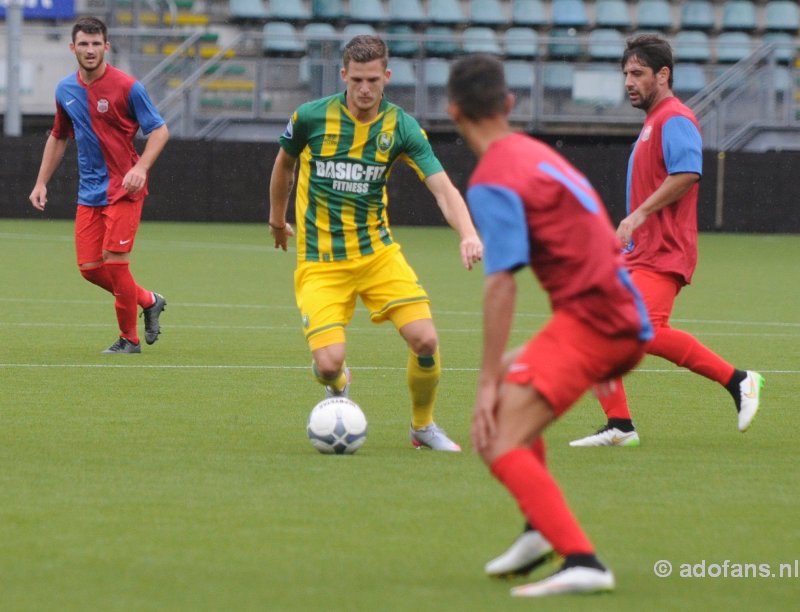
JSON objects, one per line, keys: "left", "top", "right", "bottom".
{"left": 1, "top": 219, "right": 798, "bottom": 611}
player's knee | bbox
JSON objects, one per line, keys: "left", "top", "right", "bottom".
{"left": 409, "top": 335, "right": 438, "bottom": 357}
{"left": 313, "top": 354, "right": 345, "bottom": 380}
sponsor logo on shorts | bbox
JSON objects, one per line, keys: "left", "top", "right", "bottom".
{"left": 119, "top": 239, "right": 131, "bottom": 245}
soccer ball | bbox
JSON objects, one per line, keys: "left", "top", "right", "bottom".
{"left": 307, "top": 397, "right": 368, "bottom": 455}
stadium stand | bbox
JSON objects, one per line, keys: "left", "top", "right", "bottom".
{"left": 387, "top": 0, "right": 426, "bottom": 24}
{"left": 424, "top": 25, "right": 461, "bottom": 56}
{"left": 267, "top": 0, "right": 311, "bottom": 22}
{"left": 721, "top": 0, "right": 757, "bottom": 32}
{"left": 462, "top": 26, "right": 503, "bottom": 54}
{"left": 262, "top": 21, "right": 304, "bottom": 55}
{"left": 229, "top": 0, "right": 267, "bottom": 21}
{"left": 672, "top": 63, "right": 708, "bottom": 95}
{"left": 595, "top": 0, "right": 633, "bottom": 30}
{"left": 311, "top": 0, "right": 346, "bottom": 22}
{"left": 674, "top": 30, "right": 713, "bottom": 62}
{"left": 504, "top": 26, "right": 540, "bottom": 58}
{"left": 341, "top": 23, "right": 378, "bottom": 48}
{"left": 548, "top": 27, "right": 584, "bottom": 59}
{"left": 469, "top": 0, "right": 507, "bottom": 26}
{"left": 551, "top": 0, "right": 590, "bottom": 28}
{"left": 348, "top": 0, "right": 386, "bottom": 23}
{"left": 588, "top": 27, "right": 626, "bottom": 60}
{"left": 681, "top": 0, "right": 717, "bottom": 31}
{"left": 636, "top": 0, "right": 674, "bottom": 31}
{"left": 511, "top": 0, "right": 548, "bottom": 27}
{"left": 762, "top": 32, "right": 796, "bottom": 63}
{"left": 764, "top": 1, "right": 800, "bottom": 32}
{"left": 386, "top": 25, "right": 420, "bottom": 57}
{"left": 428, "top": 0, "right": 468, "bottom": 25}
{"left": 716, "top": 31, "right": 753, "bottom": 62}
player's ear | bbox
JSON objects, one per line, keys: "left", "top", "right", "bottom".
{"left": 446, "top": 101, "right": 461, "bottom": 123}
{"left": 504, "top": 93, "right": 515, "bottom": 115}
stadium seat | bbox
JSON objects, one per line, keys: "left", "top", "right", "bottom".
{"left": 672, "top": 63, "right": 707, "bottom": 95}
{"left": 551, "top": 0, "right": 589, "bottom": 28}
{"left": 387, "top": 58, "right": 417, "bottom": 87}
{"left": 462, "top": 27, "right": 502, "bottom": 55}
{"left": 229, "top": 0, "right": 267, "bottom": 21}
{"left": 681, "top": 0, "right": 716, "bottom": 31}
{"left": 386, "top": 25, "right": 420, "bottom": 57}
{"left": 716, "top": 31, "right": 753, "bottom": 63}
{"left": 422, "top": 57, "right": 450, "bottom": 87}
{"left": 573, "top": 65, "right": 624, "bottom": 106}
{"left": 504, "top": 27, "right": 539, "bottom": 58}
{"left": 588, "top": 28, "right": 625, "bottom": 61}
{"left": 268, "top": 0, "right": 310, "bottom": 21}
{"left": 511, "top": 0, "right": 547, "bottom": 27}
{"left": 262, "top": 21, "right": 304, "bottom": 55}
{"left": 595, "top": 0, "right": 632, "bottom": 29}
{"left": 311, "top": 0, "right": 345, "bottom": 21}
{"left": 548, "top": 28, "right": 584, "bottom": 59}
{"left": 505, "top": 60, "right": 535, "bottom": 90}
{"left": 348, "top": 0, "right": 386, "bottom": 23}
{"left": 762, "top": 32, "right": 796, "bottom": 64}
{"left": 424, "top": 26, "right": 460, "bottom": 56}
{"left": 469, "top": 0, "right": 506, "bottom": 26}
{"left": 674, "top": 30, "right": 712, "bottom": 62}
{"left": 543, "top": 62, "right": 575, "bottom": 91}
{"left": 341, "top": 23, "right": 377, "bottom": 49}
{"left": 721, "top": 1, "right": 757, "bottom": 32}
{"left": 636, "top": 0, "right": 673, "bottom": 31}
{"left": 764, "top": 1, "right": 800, "bottom": 32}
{"left": 387, "top": 0, "right": 426, "bottom": 25}
{"left": 303, "top": 21, "right": 337, "bottom": 54}
{"left": 428, "top": 0, "right": 467, "bottom": 25}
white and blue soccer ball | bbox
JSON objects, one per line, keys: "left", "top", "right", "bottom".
{"left": 307, "top": 397, "right": 368, "bottom": 455}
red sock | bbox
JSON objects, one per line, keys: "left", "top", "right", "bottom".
{"left": 593, "top": 377, "right": 632, "bottom": 420}
{"left": 105, "top": 261, "right": 140, "bottom": 343}
{"left": 491, "top": 447, "right": 594, "bottom": 556}
{"left": 649, "top": 327, "right": 735, "bottom": 385}
{"left": 530, "top": 437, "right": 546, "bottom": 466}
{"left": 80, "top": 264, "right": 114, "bottom": 294}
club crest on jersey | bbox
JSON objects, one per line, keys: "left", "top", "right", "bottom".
{"left": 641, "top": 125, "right": 653, "bottom": 141}
{"left": 376, "top": 132, "right": 394, "bottom": 154}
{"left": 97, "top": 99, "right": 109, "bottom": 113}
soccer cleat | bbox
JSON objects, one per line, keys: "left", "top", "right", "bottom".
{"left": 737, "top": 371, "right": 764, "bottom": 432}
{"left": 485, "top": 530, "right": 555, "bottom": 578}
{"left": 569, "top": 426, "right": 640, "bottom": 448}
{"left": 511, "top": 566, "right": 615, "bottom": 598}
{"left": 102, "top": 337, "right": 141, "bottom": 354}
{"left": 141, "top": 293, "right": 167, "bottom": 345}
{"left": 325, "top": 367, "right": 351, "bottom": 398}
{"left": 410, "top": 422, "right": 461, "bottom": 452}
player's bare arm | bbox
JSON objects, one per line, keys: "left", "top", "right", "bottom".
{"left": 29, "top": 135, "right": 69, "bottom": 211}
{"left": 617, "top": 172, "right": 700, "bottom": 246}
{"left": 472, "top": 270, "right": 516, "bottom": 451}
{"left": 122, "top": 124, "right": 170, "bottom": 193}
{"left": 424, "top": 171, "right": 484, "bottom": 270}
{"left": 268, "top": 147, "right": 297, "bottom": 250}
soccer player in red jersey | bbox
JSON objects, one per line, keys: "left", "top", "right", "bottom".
{"left": 447, "top": 54, "right": 652, "bottom": 597}
{"left": 570, "top": 35, "right": 764, "bottom": 447}
{"left": 29, "top": 17, "right": 169, "bottom": 353}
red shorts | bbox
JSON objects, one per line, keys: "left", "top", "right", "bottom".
{"left": 505, "top": 310, "right": 647, "bottom": 416}
{"left": 74, "top": 199, "right": 144, "bottom": 265}
{"left": 630, "top": 269, "right": 682, "bottom": 328}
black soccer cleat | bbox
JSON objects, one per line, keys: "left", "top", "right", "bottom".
{"left": 141, "top": 292, "right": 167, "bottom": 345}
{"left": 102, "top": 337, "right": 141, "bottom": 354}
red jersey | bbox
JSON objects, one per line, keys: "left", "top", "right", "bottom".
{"left": 467, "top": 133, "right": 652, "bottom": 341}
{"left": 624, "top": 96, "right": 703, "bottom": 285}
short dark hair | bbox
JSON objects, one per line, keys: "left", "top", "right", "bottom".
{"left": 342, "top": 35, "right": 388, "bottom": 69}
{"left": 72, "top": 16, "right": 107, "bottom": 42}
{"left": 447, "top": 54, "right": 508, "bottom": 121}
{"left": 622, "top": 34, "right": 673, "bottom": 88}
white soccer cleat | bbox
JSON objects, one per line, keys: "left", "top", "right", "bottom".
{"left": 737, "top": 371, "right": 764, "bottom": 432}
{"left": 569, "top": 426, "right": 640, "bottom": 447}
{"left": 510, "top": 566, "right": 615, "bottom": 598}
{"left": 410, "top": 422, "right": 461, "bottom": 452}
{"left": 485, "top": 530, "right": 555, "bottom": 578}
{"left": 324, "top": 367, "right": 351, "bottom": 399}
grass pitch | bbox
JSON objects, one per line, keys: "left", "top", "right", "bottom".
{"left": 1, "top": 219, "right": 798, "bottom": 611}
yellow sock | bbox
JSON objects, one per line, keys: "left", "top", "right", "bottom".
{"left": 312, "top": 362, "right": 348, "bottom": 393}
{"left": 408, "top": 349, "right": 440, "bottom": 430}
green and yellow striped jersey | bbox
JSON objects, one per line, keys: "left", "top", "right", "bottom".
{"left": 279, "top": 92, "right": 444, "bottom": 262}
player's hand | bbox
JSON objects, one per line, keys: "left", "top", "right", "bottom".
{"left": 459, "top": 234, "right": 483, "bottom": 271}
{"left": 29, "top": 185, "right": 48, "bottom": 211}
{"left": 122, "top": 164, "right": 147, "bottom": 193}
{"left": 616, "top": 209, "right": 646, "bottom": 249}
{"left": 270, "top": 222, "right": 294, "bottom": 251}
{"left": 471, "top": 381, "right": 499, "bottom": 452}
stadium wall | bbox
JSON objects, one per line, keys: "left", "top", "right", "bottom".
{"left": 2, "top": 136, "right": 798, "bottom": 233}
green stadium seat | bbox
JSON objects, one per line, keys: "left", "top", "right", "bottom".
{"left": 348, "top": 0, "right": 386, "bottom": 23}
{"left": 428, "top": 0, "right": 467, "bottom": 25}
{"left": 551, "top": 0, "right": 589, "bottom": 28}
{"left": 636, "top": 0, "right": 672, "bottom": 31}
{"left": 386, "top": 25, "right": 420, "bottom": 57}
{"left": 681, "top": 0, "right": 716, "bottom": 31}
{"left": 716, "top": 31, "right": 753, "bottom": 63}
{"left": 548, "top": 28, "right": 584, "bottom": 59}
{"left": 387, "top": 0, "right": 426, "bottom": 25}
{"left": 424, "top": 26, "right": 460, "bottom": 57}
{"left": 721, "top": 1, "right": 757, "bottom": 32}
{"left": 229, "top": 0, "right": 267, "bottom": 21}
{"left": 469, "top": 0, "right": 506, "bottom": 27}
{"left": 595, "top": 0, "right": 632, "bottom": 29}
{"left": 462, "top": 27, "right": 502, "bottom": 55}
{"left": 511, "top": 0, "right": 547, "bottom": 27}
{"left": 504, "top": 27, "right": 539, "bottom": 59}
{"left": 764, "top": 1, "right": 800, "bottom": 32}
{"left": 311, "top": 0, "right": 345, "bottom": 21}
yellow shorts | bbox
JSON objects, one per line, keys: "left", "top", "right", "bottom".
{"left": 294, "top": 243, "right": 432, "bottom": 350}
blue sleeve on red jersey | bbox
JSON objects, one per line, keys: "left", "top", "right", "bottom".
{"left": 128, "top": 81, "right": 165, "bottom": 135}
{"left": 466, "top": 184, "right": 530, "bottom": 275}
{"left": 662, "top": 116, "right": 702, "bottom": 176}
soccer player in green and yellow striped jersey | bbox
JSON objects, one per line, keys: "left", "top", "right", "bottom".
{"left": 269, "top": 35, "right": 483, "bottom": 451}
